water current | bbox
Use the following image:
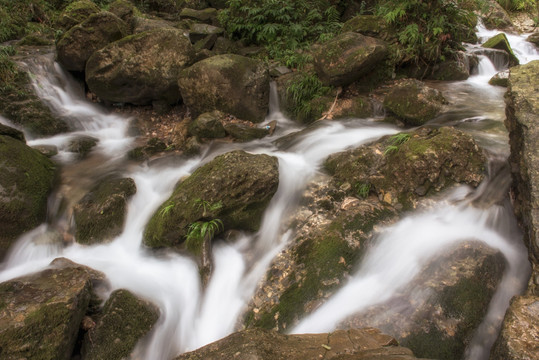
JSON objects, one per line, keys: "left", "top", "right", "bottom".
{"left": 1, "top": 24, "right": 538, "bottom": 359}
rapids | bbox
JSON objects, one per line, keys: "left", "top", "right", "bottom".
{"left": 1, "top": 24, "right": 537, "bottom": 360}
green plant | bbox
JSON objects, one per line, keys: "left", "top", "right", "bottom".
{"left": 384, "top": 133, "right": 410, "bottom": 155}
{"left": 286, "top": 73, "right": 331, "bottom": 119}
{"left": 497, "top": 0, "right": 536, "bottom": 10}
{"left": 194, "top": 198, "right": 223, "bottom": 215}
{"left": 158, "top": 201, "right": 175, "bottom": 218}
{"left": 185, "top": 219, "right": 223, "bottom": 254}
{"left": 355, "top": 183, "right": 371, "bottom": 199}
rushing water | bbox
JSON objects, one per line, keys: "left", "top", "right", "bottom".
{"left": 0, "top": 26, "right": 537, "bottom": 360}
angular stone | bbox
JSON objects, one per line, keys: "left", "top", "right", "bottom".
{"left": 482, "top": 33, "right": 519, "bottom": 67}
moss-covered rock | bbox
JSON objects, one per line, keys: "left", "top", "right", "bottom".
{"left": 224, "top": 123, "right": 271, "bottom": 142}
{"left": 127, "top": 137, "right": 167, "bottom": 160}
{"left": 81, "top": 289, "right": 159, "bottom": 360}
{"left": 180, "top": 7, "right": 218, "bottom": 24}
{"left": 175, "top": 328, "right": 422, "bottom": 360}
{"left": 73, "top": 177, "right": 136, "bottom": 245}
{"left": 341, "top": 15, "right": 385, "bottom": 37}
{"left": 480, "top": 0, "right": 513, "bottom": 30}
{"left": 527, "top": 32, "right": 539, "bottom": 46}
{"left": 108, "top": 0, "right": 140, "bottom": 21}
{"left": 143, "top": 150, "right": 279, "bottom": 248}
{"left": 312, "top": 32, "right": 389, "bottom": 87}
{"left": 178, "top": 54, "right": 269, "bottom": 123}
{"left": 67, "top": 135, "right": 98, "bottom": 158}
{"left": 188, "top": 23, "right": 224, "bottom": 44}
{"left": 57, "top": 11, "right": 129, "bottom": 72}
{"left": 383, "top": 79, "right": 447, "bottom": 126}
{"left": 0, "top": 122, "right": 25, "bottom": 142}
{"left": 130, "top": 16, "right": 175, "bottom": 34}
{"left": 86, "top": 28, "right": 195, "bottom": 105}
{"left": 489, "top": 69, "right": 509, "bottom": 87}
{"left": 428, "top": 57, "right": 470, "bottom": 81}
{"left": 189, "top": 110, "right": 226, "bottom": 139}
{"left": 56, "top": 0, "right": 101, "bottom": 32}
{"left": 0, "top": 259, "right": 104, "bottom": 360}
{"left": 482, "top": 33, "right": 519, "bottom": 67}
{"left": 0, "top": 135, "right": 58, "bottom": 259}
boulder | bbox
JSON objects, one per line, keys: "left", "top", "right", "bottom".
{"left": 0, "top": 135, "right": 58, "bottom": 259}
{"left": 312, "top": 32, "right": 389, "bottom": 87}
{"left": 131, "top": 0, "right": 183, "bottom": 12}
{"left": 55, "top": 0, "right": 100, "bottom": 32}
{"left": 527, "top": 32, "right": 539, "bottom": 46}
{"left": 189, "top": 110, "right": 226, "bottom": 139}
{"left": 175, "top": 328, "right": 424, "bottom": 360}
{"left": 480, "top": 0, "right": 513, "bottom": 30}
{"left": 489, "top": 70, "right": 509, "bottom": 87}
{"left": 108, "top": 0, "right": 139, "bottom": 22}
{"left": 341, "top": 15, "right": 385, "bottom": 37}
{"left": 180, "top": 8, "right": 218, "bottom": 24}
{"left": 86, "top": 28, "right": 195, "bottom": 105}
{"left": 188, "top": 23, "right": 224, "bottom": 44}
{"left": 73, "top": 177, "right": 137, "bottom": 245}
{"left": 0, "top": 259, "right": 105, "bottom": 360}
{"left": 224, "top": 123, "right": 271, "bottom": 142}
{"left": 81, "top": 289, "right": 159, "bottom": 360}
{"left": 428, "top": 56, "right": 470, "bottom": 81}
{"left": 482, "top": 33, "right": 519, "bottom": 67}
{"left": 178, "top": 54, "right": 269, "bottom": 123}
{"left": 130, "top": 16, "right": 175, "bottom": 34}
{"left": 143, "top": 150, "right": 279, "bottom": 248}
{"left": 67, "top": 135, "right": 98, "bottom": 158}
{"left": 0, "top": 122, "right": 25, "bottom": 142}
{"left": 57, "top": 11, "right": 129, "bottom": 72}
{"left": 383, "top": 79, "right": 447, "bottom": 126}
{"left": 128, "top": 137, "right": 167, "bottom": 160}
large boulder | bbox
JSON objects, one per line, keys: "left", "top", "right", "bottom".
{"left": 0, "top": 259, "right": 105, "bottom": 360}
{"left": 383, "top": 79, "right": 447, "bottom": 126}
{"left": 55, "top": 0, "right": 100, "bottom": 32}
{"left": 81, "top": 289, "right": 159, "bottom": 360}
{"left": 143, "top": 150, "right": 279, "bottom": 248}
{"left": 73, "top": 177, "right": 137, "bottom": 245}
{"left": 312, "top": 32, "right": 389, "bottom": 87}
{"left": 57, "top": 11, "right": 129, "bottom": 72}
{"left": 178, "top": 54, "right": 270, "bottom": 123}
{"left": 482, "top": 33, "right": 519, "bottom": 67}
{"left": 480, "top": 0, "right": 513, "bottom": 30}
{"left": 175, "top": 328, "right": 424, "bottom": 360}
{"left": 86, "top": 28, "right": 195, "bottom": 105}
{"left": 0, "top": 135, "right": 58, "bottom": 259}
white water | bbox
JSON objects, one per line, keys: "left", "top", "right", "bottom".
{"left": 1, "top": 26, "right": 537, "bottom": 360}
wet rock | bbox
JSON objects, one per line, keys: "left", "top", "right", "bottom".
{"left": 86, "top": 28, "right": 195, "bottom": 105}
{"left": 383, "top": 79, "right": 447, "bottom": 126}
{"left": 325, "top": 127, "right": 485, "bottom": 210}
{"left": 0, "top": 135, "right": 58, "bottom": 259}
{"left": 527, "top": 31, "right": 539, "bottom": 46}
{"left": 489, "top": 70, "right": 509, "bottom": 87}
{"left": 128, "top": 137, "right": 167, "bottom": 160}
{"left": 482, "top": 33, "right": 519, "bottom": 67}
{"left": 340, "top": 242, "right": 506, "bottom": 360}
{"left": 178, "top": 54, "right": 269, "bottom": 123}
{"left": 57, "top": 11, "right": 129, "bottom": 72}
{"left": 341, "top": 15, "right": 385, "bottom": 37}
{"left": 67, "top": 135, "right": 98, "bottom": 158}
{"left": 130, "top": 16, "right": 175, "bottom": 34}
{"left": 491, "top": 295, "right": 539, "bottom": 360}
{"left": 143, "top": 150, "right": 279, "bottom": 248}
{"left": 189, "top": 110, "right": 226, "bottom": 139}
{"left": 0, "top": 122, "right": 25, "bottom": 141}
{"left": 180, "top": 7, "right": 218, "bottom": 24}
{"left": 81, "top": 289, "right": 159, "bottom": 360}
{"left": 73, "top": 177, "right": 137, "bottom": 245}
{"left": 32, "top": 144, "right": 59, "bottom": 157}
{"left": 55, "top": 0, "right": 100, "bottom": 32}
{"left": 224, "top": 122, "right": 272, "bottom": 142}
{"left": 313, "top": 32, "right": 389, "bottom": 87}
{"left": 0, "top": 259, "right": 105, "bottom": 360}
{"left": 175, "top": 328, "right": 424, "bottom": 360}
{"left": 428, "top": 53, "right": 470, "bottom": 81}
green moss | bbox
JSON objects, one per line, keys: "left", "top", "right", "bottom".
{"left": 402, "top": 324, "right": 461, "bottom": 360}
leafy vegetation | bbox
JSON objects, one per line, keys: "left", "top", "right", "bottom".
{"left": 355, "top": 183, "right": 371, "bottom": 199}
{"left": 384, "top": 133, "right": 410, "bottom": 155}
{"left": 497, "top": 0, "right": 537, "bottom": 10}
{"left": 184, "top": 199, "right": 223, "bottom": 254}
{"left": 286, "top": 72, "right": 331, "bottom": 120}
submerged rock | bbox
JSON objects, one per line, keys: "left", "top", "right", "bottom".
{"left": 175, "top": 328, "right": 424, "bottom": 360}
{"left": 143, "top": 150, "right": 279, "bottom": 248}
{"left": 81, "top": 289, "right": 159, "bottom": 360}
{"left": 383, "top": 79, "right": 447, "bottom": 126}
{"left": 178, "top": 54, "right": 269, "bottom": 123}
{"left": 0, "top": 135, "right": 58, "bottom": 259}
{"left": 73, "top": 177, "right": 137, "bottom": 245}
{"left": 86, "top": 28, "right": 195, "bottom": 105}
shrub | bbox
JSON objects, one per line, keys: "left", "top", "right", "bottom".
{"left": 286, "top": 72, "right": 331, "bottom": 120}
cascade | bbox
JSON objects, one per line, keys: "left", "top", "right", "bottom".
{"left": 1, "top": 24, "right": 538, "bottom": 360}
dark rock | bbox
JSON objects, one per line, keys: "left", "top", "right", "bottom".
{"left": 128, "top": 137, "right": 167, "bottom": 161}
{"left": 0, "top": 122, "right": 25, "bottom": 141}
{"left": 428, "top": 53, "right": 470, "bottom": 81}
{"left": 81, "top": 289, "right": 159, "bottom": 360}
{"left": 143, "top": 150, "right": 279, "bottom": 248}
{"left": 207, "top": 0, "right": 227, "bottom": 9}
{"left": 212, "top": 37, "right": 240, "bottom": 55}
{"left": 67, "top": 135, "right": 98, "bottom": 158}
{"left": 175, "top": 328, "right": 424, "bottom": 360}
{"left": 189, "top": 110, "right": 226, "bottom": 139}
{"left": 178, "top": 54, "right": 269, "bottom": 123}
{"left": 383, "top": 79, "right": 447, "bottom": 126}
{"left": 341, "top": 15, "right": 385, "bottom": 37}
{"left": 188, "top": 23, "right": 224, "bottom": 44}
{"left": 0, "top": 135, "right": 57, "bottom": 259}
{"left": 57, "top": 11, "right": 129, "bottom": 72}
{"left": 313, "top": 32, "right": 389, "bottom": 87}
{"left": 180, "top": 8, "right": 218, "bottom": 24}
{"left": 224, "top": 123, "right": 270, "bottom": 142}
{"left": 482, "top": 33, "right": 519, "bottom": 67}
{"left": 86, "top": 28, "right": 195, "bottom": 105}
{"left": 108, "top": 0, "right": 139, "bottom": 22}
{"left": 193, "top": 34, "right": 218, "bottom": 51}
{"left": 55, "top": 0, "right": 100, "bottom": 32}
{"left": 73, "top": 177, "right": 137, "bottom": 245}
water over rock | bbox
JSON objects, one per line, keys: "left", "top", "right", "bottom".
{"left": 0, "top": 135, "right": 58, "bottom": 260}
{"left": 383, "top": 79, "right": 447, "bottom": 126}
{"left": 86, "top": 28, "right": 195, "bottom": 105}
{"left": 178, "top": 54, "right": 269, "bottom": 123}
{"left": 312, "top": 32, "right": 389, "bottom": 87}
{"left": 57, "top": 11, "right": 129, "bottom": 72}
{"left": 174, "top": 328, "right": 425, "bottom": 360}
{"left": 143, "top": 150, "right": 279, "bottom": 248}
{"left": 73, "top": 177, "right": 137, "bottom": 245}
{"left": 482, "top": 33, "right": 519, "bottom": 67}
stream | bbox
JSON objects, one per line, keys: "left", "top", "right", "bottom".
{"left": 1, "top": 25, "right": 538, "bottom": 359}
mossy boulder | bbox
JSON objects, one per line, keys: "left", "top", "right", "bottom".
{"left": 482, "top": 33, "right": 519, "bottom": 67}
{"left": 178, "top": 54, "right": 269, "bottom": 123}
{"left": 175, "top": 328, "right": 422, "bottom": 360}
{"left": 341, "top": 15, "right": 385, "bottom": 37}
{"left": 73, "top": 177, "right": 136, "bottom": 245}
{"left": 489, "top": 70, "right": 509, "bottom": 87}
{"left": 130, "top": 16, "right": 175, "bottom": 34}
{"left": 81, "top": 289, "right": 159, "bottom": 360}
{"left": 0, "top": 259, "right": 105, "bottom": 360}
{"left": 325, "top": 127, "right": 485, "bottom": 210}
{"left": 527, "top": 32, "right": 539, "bottom": 46}
{"left": 86, "top": 28, "right": 195, "bottom": 105}
{"left": 56, "top": 0, "right": 100, "bottom": 32}
{"left": 480, "top": 0, "right": 513, "bottom": 30}
{"left": 428, "top": 58, "right": 470, "bottom": 81}
{"left": 180, "top": 7, "right": 218, "bottom": 24}
{"left": 0, "top": 135, "right": 58, "bottom": 259}
{"left": 127, "top": 137, "right": 167, "bottom": 160}
{"left": 383, "top": 79, "right": 447, "bottom": 126}
{"left": 189, "top": 110, "right": 226, "bottom": 139}
{"left": 143, "top": 150, "right": 279, "bottom": 248}
{"left": 188, "top": 23, "right": 224, "bottom": 44}
{"left": 0, "top": 123, "right": 25, "bottom": 142}
{"left": 108, "top": 0, "right": 139, "bottom": 21}
{"left": 224, "top": 123, "right": 271, "bottom": 142}
{"left": 312, "top": 32, "right": 389, "bottom": 87}
{"left": 67, "top": 135, "right": 98, "bottom": 158}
